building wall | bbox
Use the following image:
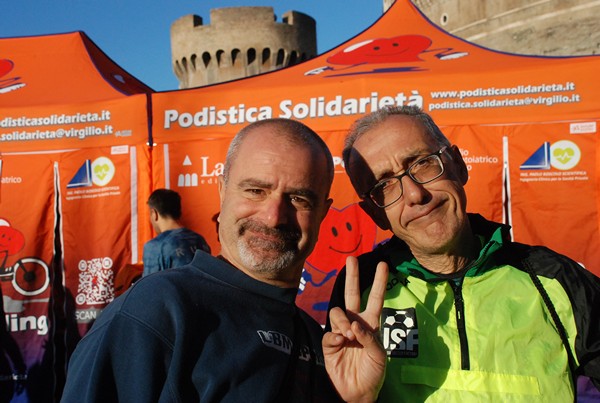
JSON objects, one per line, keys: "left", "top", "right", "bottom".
{"left": 171, "top": 7, "right": 316, "bottom": 89}
{"left": 385, "top": 0, "right": 600, "bottom": 56}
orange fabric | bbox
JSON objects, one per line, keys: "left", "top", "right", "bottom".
{"left": 0, "top": 32, "right": 152, "bottom": 107}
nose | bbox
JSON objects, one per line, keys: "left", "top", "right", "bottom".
{"left": 401, "top": 175, "right": 431, "bottom": 206}
{"left": 260, "top": 195, "right": 292, "bottom": 227}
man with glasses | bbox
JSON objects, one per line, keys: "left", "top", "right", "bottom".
{"left": 322, "top": 106, "right": 600, "bottom": 402}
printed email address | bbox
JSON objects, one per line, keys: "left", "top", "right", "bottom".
{"left": 0, "top": 125, "right": 114, "bottom": 142}
{"left": 428, "top": 94, "right": 581, "bottom": 112}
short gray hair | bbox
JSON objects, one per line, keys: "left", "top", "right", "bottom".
{"left": 342, "top": 106, "right": 451, "bottom": 169}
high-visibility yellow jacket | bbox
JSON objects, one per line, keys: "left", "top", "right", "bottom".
{"left": 327, "top": 214, "right": 600, "bottom": 402}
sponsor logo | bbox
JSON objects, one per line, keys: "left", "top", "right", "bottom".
{"left": 519, "top": 140, "right": 589, "bottom": 183}
{"left": 256, "top": 330, "right": 322, "bottom": 364}
{"left": 65, "top": 156, "right": 121, "bottom": 201}
{"left": 67, "top": 156, "right": 116, "bottom": 188}
{"left": 257, "top": 330, "right": 293, "bottom": 354}
{"left": 176, "top": 155, "right": 223, "bottom": 188}
{"left": 381, "top": 307, "right": 419, "bottom": 358}
{"left": 520, "top": 140, "right": 581, "bottom": 171}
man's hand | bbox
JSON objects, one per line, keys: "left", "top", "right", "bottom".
{"left": 323, "top": 256, "right": 388, "bottom": 403}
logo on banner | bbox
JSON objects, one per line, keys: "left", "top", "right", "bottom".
{"left": 0, "top": 59, "right": 26, "bottom": 94}
{"left": 520, "top": 140, "right": 581, "bottom": 170}
{"left": 304, "top": 35, "right": 468, "bottom": 77}
{"left": 381, "top": 307, "right": 419, "bottom": 358}
{"left": 519, "top": 140, "right": 588, "bottom": 183}
{"left": 67, "top": 156, "right": 116, "bottom": 188}
{"left": 177, "top": 155, "right": 223, "bottom": 188}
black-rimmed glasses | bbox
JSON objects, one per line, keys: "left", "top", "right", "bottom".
{"left": 362, "top": 146, "right": 448, "bottom": 208}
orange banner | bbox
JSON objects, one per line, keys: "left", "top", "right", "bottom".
{"left": 0, "top": 152, "right": 56, "bottom": 386}
{"left": 508, "top": 121, "right": 599, "bottom": 274}
{"left": 58, "top": 145, "right": 149, "bottom": 335}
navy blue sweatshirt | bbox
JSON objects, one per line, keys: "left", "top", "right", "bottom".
{"left": 61, "top": 251, "right": 339, "bottom": 402}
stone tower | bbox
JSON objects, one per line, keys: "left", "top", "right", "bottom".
{"left": 171, "top": 7, "right": 317, "bottom": 89}
{"left": 385, "top": 0, "right": 600, "bottom": 56}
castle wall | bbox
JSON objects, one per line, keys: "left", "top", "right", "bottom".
{"left": 386, "top": 0, "right": 600, "bottom": 56}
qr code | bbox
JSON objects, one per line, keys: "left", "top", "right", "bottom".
{"left": 76, "top": 257, "right": 115, "bottom": 305}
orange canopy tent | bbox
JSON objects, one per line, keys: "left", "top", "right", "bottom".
{"left": 150, "top": 0, "right": 600, "bottom": 324}
{"left": 0, "top": 31, "right": 153, "bottom": 400}
{"left": 1, "top": 1, "right": 599, "bottom": 399}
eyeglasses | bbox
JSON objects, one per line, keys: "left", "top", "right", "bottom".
{"left": 362, "top": 146, "right": 447, "bottom": 208}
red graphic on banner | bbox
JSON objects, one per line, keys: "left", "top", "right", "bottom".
{"left": 0, "top": 218, "right": 25, "bottom": 257}
{"left": 327, "top": 35, "right": 433, "bottom": 65}
{"left": 0, "top": 58, "right": 25, "bottom": 93}
{"left": 303, "top": 35, "right": 468, "bottom": 77}
{"left": 0, "top": 219, "right": 50, "bottom": 297}
{"left": 297, "top": 204, "right": 378, "bottom": 325}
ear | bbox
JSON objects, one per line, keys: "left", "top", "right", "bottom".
{"left": 149, "top": 208, "right": 159, "bottom": 222}
{"left": 359, "top": 199, "right": 391, "bottom": 231}
{"left": 450, "top": 145, "right": 468, "bottom": 185}
{"left": 218, "top": 175, "right": 226, "bottom": 208}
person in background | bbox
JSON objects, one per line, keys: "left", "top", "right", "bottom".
{"left": 323, "top": 105, "right": 600, "bottom": 402}
{"left": 142, "top": 188, "right": 211, "bottom": 276}
{"left": 61, "top": 118, "right": 348, "bottom": 402}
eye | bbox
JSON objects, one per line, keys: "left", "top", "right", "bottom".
{"left": 412, "top": 156, "right": 435, "bottom": 172}
{"left": 331, "top": 227, "right": 338, "bottom": 237}
{"left": 244, "top": 188, "right": 266, "bottom": 199}
{"left": 345, "top": 222, "right": 352, "bottom": 231}
{"left": 379, "top": 178, "right": 397, "bottom": 192}
{"left": 290, "top": 196, "right": 313, "bottom": 210}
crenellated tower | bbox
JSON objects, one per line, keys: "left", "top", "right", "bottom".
{"left": 170, "top": 7, "right": 317, "bottom": 89}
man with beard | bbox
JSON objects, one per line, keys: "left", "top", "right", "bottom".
{"left": 61, "top": 119, "right": 344, "bottom": 402}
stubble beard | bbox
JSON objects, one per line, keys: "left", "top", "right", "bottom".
{"left": 236, "top": 219, "right": 301, "bottom": 277}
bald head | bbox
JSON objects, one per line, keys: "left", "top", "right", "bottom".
{"left": 223, "top": 118, "right": 334, "bottom": 192}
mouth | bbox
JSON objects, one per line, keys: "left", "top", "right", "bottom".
{"left": 240, "top": 220, "right": 300, "bottom": 251}
{"left": 405, "top": 201, "right": 444, "bottom": 226}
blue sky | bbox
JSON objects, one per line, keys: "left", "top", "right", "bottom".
{"left": 3, "top": 1, "right": 384, "bottom": 91}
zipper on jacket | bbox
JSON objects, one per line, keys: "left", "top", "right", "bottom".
{"left": 449, "top": 279, "right": 470, "bottom": 370}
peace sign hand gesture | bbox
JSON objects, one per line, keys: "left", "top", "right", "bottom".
{"left": 323, "top": 256, "right": 389, "bottom": 403}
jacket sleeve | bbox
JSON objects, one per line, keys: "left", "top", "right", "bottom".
{"left": 555, "top": 257, "right": 600, "bottom": 389}
{"left": 526, "top": 245, "right": 600, "bottom": 390}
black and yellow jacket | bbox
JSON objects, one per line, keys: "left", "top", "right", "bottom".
{"left": 327, "top": 214, "right": 600, "bottom": 402}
